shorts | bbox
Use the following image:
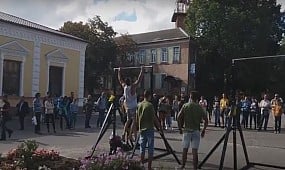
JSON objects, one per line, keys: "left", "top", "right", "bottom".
{"left": 182, "top": 130, "right": 200, "bottom": 149}
{"left": 139, "top": 129, "right": 154, "bottom": 157}
{"left": 126, "top": 108, "right": 136, "bottom": 120}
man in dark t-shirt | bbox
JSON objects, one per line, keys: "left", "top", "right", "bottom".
{"left": 1, "top": 95, "right": 13, "bottom": 140}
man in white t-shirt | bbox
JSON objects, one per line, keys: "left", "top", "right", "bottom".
{"left": 258, "top": 94, "right": 271, "bottom": 131}
{"left": 118, "top": 66, "right": 144, "bottom": 142}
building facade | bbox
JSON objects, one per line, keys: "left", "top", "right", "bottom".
{"left": 128, "top": 28, "right": 191, "bottom": 95}
{"left": 0, "top": 12, "right": 87, "bottom": 106}
{"left": 115, "top": 0, "right": 196, "bottom": 95}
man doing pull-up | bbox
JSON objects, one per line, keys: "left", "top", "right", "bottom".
{"left": 118, "top": 66, "right": 144, "bottom": 142}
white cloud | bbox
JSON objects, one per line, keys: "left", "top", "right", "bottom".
{"left": 0, "top": 0, "right": 176, "bottom": 34}
{"left": 1, "top": 0, "right": 283, "bottom": 35}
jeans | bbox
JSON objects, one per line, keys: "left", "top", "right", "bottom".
{"left": 258, "top": 113, "right": 269, "bottom": 130}
{"left": 85, "top": 112, "right": 92, "bottom": 128}
{"left": 1, "top": 118, "right": 13, "bottom": 140}
{"left": 140, "top": 129, "right": 154, "bottom": 157}
{"left": 19, "top": 115, "right": 25, "bottom": 130}
{"left": 46, "top": 114, "right": 56, "bottom": 132}
{"left": 249, "top": 111, "right": 257, "bottom": 129}
{"left": 34, "top": 112, "right": 41, "bottom": 133}
{"left": 70, "top": 112, "right": 77, "bottom": 128}
{"left": 274, "top": 116, "right": 282, "bottom": 133}
{"left": 97, "top": 109, "right": 105, "bottom": 128}
{"left": 241, "top": 111, "right": 249, "bottom": 128}
{"left": 60, "top": 114, "right": 70, "bottom": 130}
{"left": 213, "top": 108, "right": 220, "bottom": 126}
{"left": 165, "top": 113, "right": 172, "bottom": 128}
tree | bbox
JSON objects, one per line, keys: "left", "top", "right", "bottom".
{"left": 186, "top": 0, "right": 285, "bottom": 97}
{"left": 60, "top": 17, "right": 138, "bottom": 94}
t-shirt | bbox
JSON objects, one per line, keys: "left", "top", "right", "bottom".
{"left": 181, "top": 102, "right": 206, "bottom": 131}
{"left": 123, "top": 85, "right": 137, "bottom": 109}
{"left": 137, "top": 100, "right": 155, "bottom": 132}
{"left": 220, "top": 98, "right": 229, "bottom": 110}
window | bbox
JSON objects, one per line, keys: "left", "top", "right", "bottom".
{"left": 139, "top": 50, "right": 146, "bottom": 64}
{"left": 150, "top": 49, "right": 157, "bottom": 63}
{"left": 161, "top": 48, "right": 168, "bottom": 63}
{"left": 173, "top": 47, "right": 180, "bottom": 63}
{"left": 2, "top": 60, "right": 21, "bottom": 96}
{"left": 127, "top": 53, "right": 134, "bottom": 63}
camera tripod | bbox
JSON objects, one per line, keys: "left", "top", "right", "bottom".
{"left": 199, "top": 59, "right": 285, "bottom": 170}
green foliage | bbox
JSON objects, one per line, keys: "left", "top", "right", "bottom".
{"left": 186, "top": 0, "right": 285, "bottom": 97}
{"left": 60, "top": 16, "right": 137, "bottom": 94}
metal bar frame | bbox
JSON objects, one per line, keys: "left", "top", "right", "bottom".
{"left": 113, "top": 65, "right": 153, "bottom": 70}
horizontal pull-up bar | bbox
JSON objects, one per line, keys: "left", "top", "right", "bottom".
{"left": 232, "top": 55, "right": 285, "bottom": 64}
{"left": 113, "top": 65, "right": 153, "bottom": 70}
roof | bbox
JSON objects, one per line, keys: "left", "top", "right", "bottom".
{"left": 115, "top": 28, "right": 189, "bottom": 44}
{"left": 0, "top": 11, "right": 86, "bottom": 42}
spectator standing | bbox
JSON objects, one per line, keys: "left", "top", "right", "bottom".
{"left": 271, "top": 94, "right": 283, "bottom": 134}
{"left": 16, "top": 96, "right": 29, "bottom": 130}
{"left": 258, "top": 94, "right": 271, "bottom": 131}
{"left": 70, "top": 98, "right": 79, "bottom": 129}
{"left": 220, "top": 93, "right": 229, "bottom": 128}
{"left": 97, "top": 92, "right": 107, "bottom": 128}
{"left": 199, "top": 96, "right": 208, "bottom": 121}
{"left": 241, "top": 96, "right": 251, "bottom": 128}
{"left": 152, "top": 93, "right": 159, "bottom": 114}
{"left": 33, "top": 93, "right": 42, "bottom": 134}
{"left": 249, "top": 97, "right": 258, "bottom": 129}
{"left": 213, "top": 96, "right": 220, "bottom": 127}
{"left": 83, "top": 95, "right": 93, "bottom": 128}
{"left": 44, "top": 96, "right": 56, "bottom": 133}
{"left": 172, "top": 95, "right": 180, "bottom": 120}
{"left": 0, "top": 95, "right": 13, "bottom": 140}
{"left": 177, "top": 91, "right": 208, "bottom": 170}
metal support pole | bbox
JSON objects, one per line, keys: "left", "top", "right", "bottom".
{"left": 150, "top": 66, "right": 154, "bottom": 96}
{"left": 233, "top": 117, "right": 237, "bottom": 170}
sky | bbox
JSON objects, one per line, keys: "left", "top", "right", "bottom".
{"left": 0, "top": 0, "right": 285, "bottom": 35}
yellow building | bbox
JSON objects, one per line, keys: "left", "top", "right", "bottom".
{"left": 0, "top": 12, "right": 87, "bottom": 106}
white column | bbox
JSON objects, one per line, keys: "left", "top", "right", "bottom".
{"left": 19, "top": 60, "right": 25, "bottom": 96}
{"left": 78, "top": 49, "right": 86, "bottom": 106}
{"left": 0, "top": 53, "right": 4, "bottom": 96}
{"left": 62, "top": 63, "right": 66, "bottom": 97}
{"left": 46, "top": 61, "right": 50, "bottom": 94}
{"left": 32, "top": 41, "right": 41, "bottom": 96}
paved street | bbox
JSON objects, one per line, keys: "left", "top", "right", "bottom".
{"left": 1, "top": 112, "right": 285, "bottom": 170}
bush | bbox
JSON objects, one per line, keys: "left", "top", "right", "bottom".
{"left": 80, "top": 148, "right": 143, "bottom": 170}
{"left": 1, "top": 140, "right": 80, "bottom": 170}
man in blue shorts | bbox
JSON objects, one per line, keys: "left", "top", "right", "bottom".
{"left": 178, "top": 91, "right": 208, "bottom": 170}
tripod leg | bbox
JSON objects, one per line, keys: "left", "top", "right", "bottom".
{"left": 198, "top": 133, "right": 226, "bottom": 168}
{"left": 219, "top": 123, "right": 232, "bottom": 170}
{"left": 233, "top": 122, "right": 237, "bottom": 170}
{"left": 238, "top": 125, "right": 250, "bottom": 165}
{"left": 88, "top": 104, "right": 113, "bottom": 158}
{"left": 130, "top": 132, "right": 140, "bottom": 159}
{"left": 160, "top": 131, "right": 181, "bottom": 165}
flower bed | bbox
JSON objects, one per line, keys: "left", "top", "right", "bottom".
{"left": 0, "top": 140, "right": 142, "bottom": 170}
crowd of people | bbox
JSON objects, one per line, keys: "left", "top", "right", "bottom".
{"left": 1, "top": 65, "right": 284, "bottom": 169}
